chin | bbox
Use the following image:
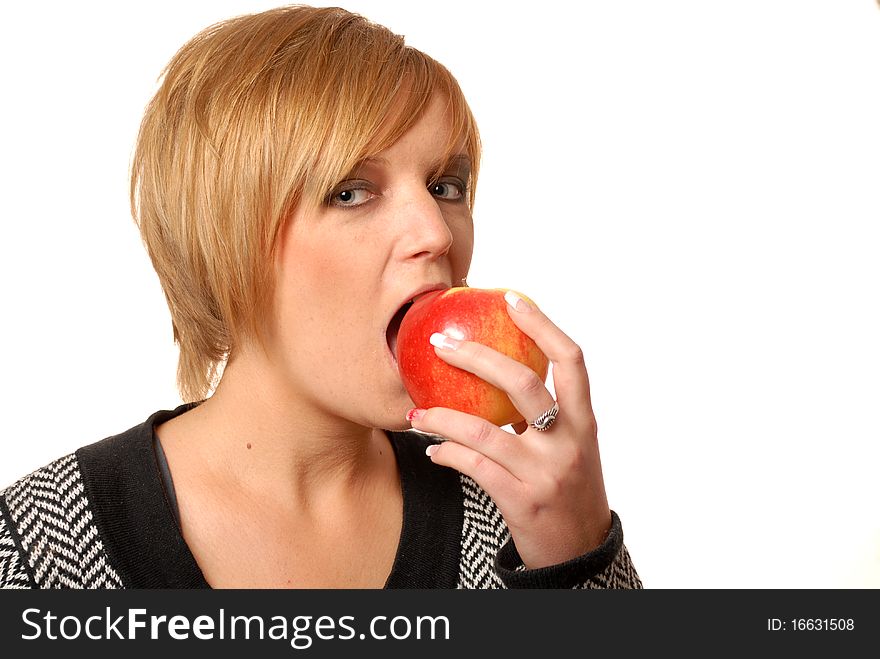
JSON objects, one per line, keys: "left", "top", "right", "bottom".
{"left": 372, "top": 390, "right": 415, "bottom": 432}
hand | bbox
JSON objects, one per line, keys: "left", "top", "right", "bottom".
{"left": 406, "top": 291, "right": 612, "bottom": 569}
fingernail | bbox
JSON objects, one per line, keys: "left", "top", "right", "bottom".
{"left": 504, "top": 290, "right": 533, "bottom": 312}
{"left": 425, "top": 444, "right": 439, "bottom": 457}
{"left": 430, "top": 332, "right": 461, "bottom": 350}
{"left": 406, "top": 408, "right": 426, "bottom": 422}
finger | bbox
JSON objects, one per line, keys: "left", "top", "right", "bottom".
{"left": 425, "top": 437, "right": 523, "bottom": 503}
{"left": 502, "top": 290, "right": 592, "bottom": 414}
{"left": 429, "top": 333, "right": 556, "bottom": 428}
{"left": 409, "top": 406, "right": 529, "bottom": 476}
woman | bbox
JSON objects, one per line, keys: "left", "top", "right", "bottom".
{"left": 0, "top": 5, "right": 640, "bottom": 589}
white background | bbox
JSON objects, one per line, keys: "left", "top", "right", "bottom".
{"left": 1, "top": 0, "right": 878, "bottom": 588}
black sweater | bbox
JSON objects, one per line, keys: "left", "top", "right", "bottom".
{"left": 0, "top": 405, "right": 641, "bottom": 589}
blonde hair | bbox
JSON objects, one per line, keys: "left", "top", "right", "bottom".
{"left": 131, "top": 5, "right": 481, "bottom": 401}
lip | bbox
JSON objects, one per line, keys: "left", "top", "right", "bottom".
{"left": 385, "top": 282, "right": 450, "bottom": 366}
{"left": 402, "top": 282, "right": 450, "bottom": 308}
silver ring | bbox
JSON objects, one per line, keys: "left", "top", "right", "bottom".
{"left": 530, "top": 401, "right": 559, "bottom": 432}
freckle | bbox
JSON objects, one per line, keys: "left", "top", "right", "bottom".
{"left": 246, "top": 443, "right": 252, "bottom": 450}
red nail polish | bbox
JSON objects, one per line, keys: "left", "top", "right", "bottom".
{"left": 406, "top": 408, "right": 426, "bottom": 422}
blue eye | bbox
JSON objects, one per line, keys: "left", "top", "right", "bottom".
{"left": 430, "top": 179, "right": 464, "bottom": 201}
{"left": 329, "top": 185, "right": 375, "bottom": 208}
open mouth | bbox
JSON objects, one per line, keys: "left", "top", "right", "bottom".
{"left": 386, "top": 299, "right": 414, "bottom": 363}
{"left": 385, "top": 284, "right": 449, "bottom": 366}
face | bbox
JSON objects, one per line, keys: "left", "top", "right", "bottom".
{"left": 268, "top": 94, "right": 474, "bottom": 430}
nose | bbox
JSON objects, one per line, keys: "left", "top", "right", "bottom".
{"left": 397, "top": 188, "right": 454, "bottom": 261}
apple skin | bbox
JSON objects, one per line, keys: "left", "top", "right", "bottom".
{"left": 397, "top": 287, "right": 550, "bottom": 427}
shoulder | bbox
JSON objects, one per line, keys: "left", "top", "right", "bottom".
{"left": 1, "top": 451, "right": 82, "bottom": 524}
{"left": 0, "top": 406, "right": 190, "bottom": 589}
{"left": 0, "top": 451, "right": 125, "bottom": 588}
{"left": 1, "top": 404, "right": 188, "bottom": 496}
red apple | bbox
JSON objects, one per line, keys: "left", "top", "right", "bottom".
{"left": 397, "top": 287, "right": 549, "bottom": 427}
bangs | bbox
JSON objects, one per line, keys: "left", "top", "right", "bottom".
{"left": 298, "top": 48, "right": 481, "bottom": 209}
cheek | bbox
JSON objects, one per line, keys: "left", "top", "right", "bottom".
{"left": 280, "top": 235, "right": 344, "bottom": 289}
{"left": 277, "top": 223, "right": 361, "bottom": 306}
{"left": 274, "top": 233, "right": 373, "bottom": 351}
{"left": 450, "top": 214, "right": 475, "bottom": 278}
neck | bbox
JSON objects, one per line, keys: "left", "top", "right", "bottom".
{"left": 160, "top": 350, "right": 391, "bottom": 508}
